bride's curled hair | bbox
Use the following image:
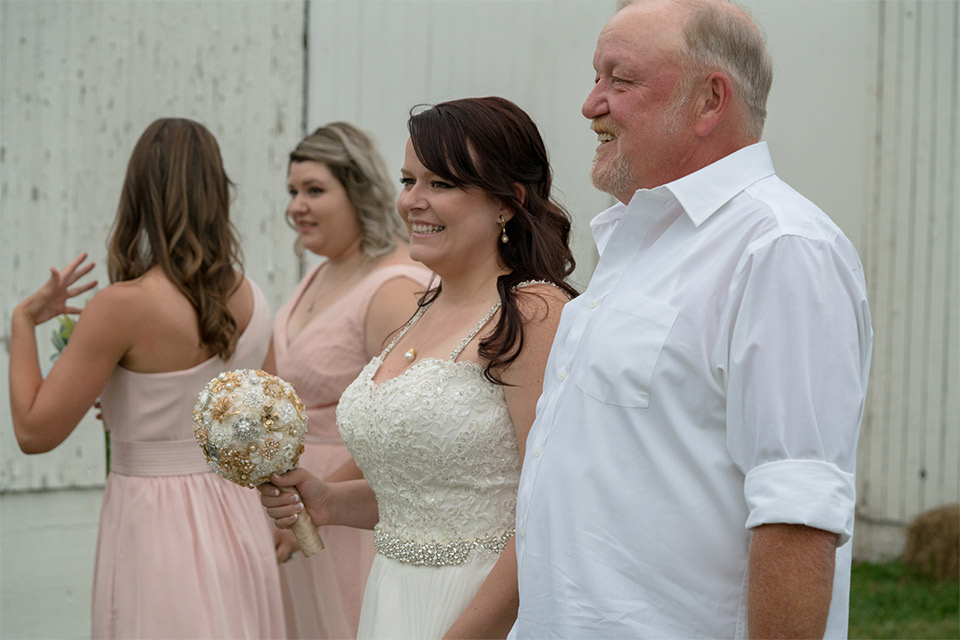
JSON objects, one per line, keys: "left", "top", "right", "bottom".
{"left": 407, "top": 96, "right": 577, "bottom": 383}
{"left": 107, "top": 118, "right": 243, "bottom": 360}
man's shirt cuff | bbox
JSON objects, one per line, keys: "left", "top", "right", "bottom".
{"left": 744, "top": 459, "right": 856, "bottom": 546}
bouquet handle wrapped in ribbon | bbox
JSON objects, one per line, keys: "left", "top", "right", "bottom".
{"left": 193, "top": 369, "right": 324, "bottom": 556}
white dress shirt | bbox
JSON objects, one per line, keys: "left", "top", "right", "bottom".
{"left": 510, "top": 142, "right": 873, "bottom": 638}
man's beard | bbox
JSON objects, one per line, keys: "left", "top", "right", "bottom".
{"left": 590, "top": 142, "right": 634, "bottom": 197}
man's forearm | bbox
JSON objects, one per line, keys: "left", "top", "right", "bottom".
{"left": 748, "top": 523, "right": 838, "bottom": 639}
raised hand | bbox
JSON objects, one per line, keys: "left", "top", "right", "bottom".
{"left": 21, "top": 253, "right": 98, "bottom": 325}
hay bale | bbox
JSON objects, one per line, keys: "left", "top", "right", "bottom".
{"left": 902, "top": 503, "right": 959, "bottom": 581}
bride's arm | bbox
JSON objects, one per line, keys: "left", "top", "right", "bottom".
{"left": 443, "top": 537, "right": 521, "bottom": 639}
{"left": 259, "top": 467, "right": 379, "bottom": 531}
{"left": 442, "top": 285, "right": 567, "bottom": 639}
{"left": 324, "top": 457, "right": 366, "bottom": 482}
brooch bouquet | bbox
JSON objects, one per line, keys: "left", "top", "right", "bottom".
{"left": 193, "top": 369, "right": 324, "bottom": 556}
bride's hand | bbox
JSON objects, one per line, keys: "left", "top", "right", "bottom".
{"left": 258, "top": 467, "right": 330, "bottom": 529}
{"left": 19, "top": 253, "right": 97, "bottom": 325}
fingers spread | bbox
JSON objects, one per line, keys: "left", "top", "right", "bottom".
{"left": 63, "top": 253, "right": 89, "bottom": 276}
{"left": 67, "top": 280, "right": 98, "bottom": 298}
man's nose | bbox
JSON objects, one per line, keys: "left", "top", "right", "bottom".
{"left": 582, "top": 82, "right": 607, "bottom": 119}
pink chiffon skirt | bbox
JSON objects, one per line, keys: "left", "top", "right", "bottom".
{"left": 92, "top": 468, "right": 285, "bottom": 639}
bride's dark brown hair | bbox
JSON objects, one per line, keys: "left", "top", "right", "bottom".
{"left": 107, "top": 118, "right": 244, "bottom": 359}
{"left": 407, "top": 96, "right": 577, "bottom": 383}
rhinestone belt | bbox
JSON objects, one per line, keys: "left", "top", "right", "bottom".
{"left": 374, "top": 527, "right": 515, "bottom": 567}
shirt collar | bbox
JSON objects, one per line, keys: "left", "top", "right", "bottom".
{"left": 664, "top": 141, "right": 776, "bottom": 227}
{"left": 589, "top": 142, "right": 776, "bottom": 248}
{"left": 590, "top": 197, "right": 626, "bottom": 226}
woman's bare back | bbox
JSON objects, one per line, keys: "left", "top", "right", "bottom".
{"left": 117, "top": 266, "right": 253, "bottom": 373}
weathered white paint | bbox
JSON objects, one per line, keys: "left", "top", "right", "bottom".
{"left": 306, "top": 0, "right": 619, "bottom": 290}
{"left": 0, "top": 0, "right": 306, "bottom": 491}
{"left": 308, "top": 0, "right": 960, "bottom": 559}
{"left": 745, "top": 0, "right": 875, "bottom": 251}
{"left": 854, "top": 0, "right": 960, "bottom": 561}
{"left": 0, "top": 14, "right": 957, "bottom": 633}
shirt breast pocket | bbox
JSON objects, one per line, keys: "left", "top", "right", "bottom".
{"left": 574, "top": 293, "right": 678, "bottom": 408}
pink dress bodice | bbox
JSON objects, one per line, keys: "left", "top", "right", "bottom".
{"left": 99, "top": 278, "right": 272, "bottom": 475}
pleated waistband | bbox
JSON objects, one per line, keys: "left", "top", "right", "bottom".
{"left": 304, "top": 432, "right": 347, "bottom": 446}
{"left": 109, "top": 438, "right": 212, "bottom": 476}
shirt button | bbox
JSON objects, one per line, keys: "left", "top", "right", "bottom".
{"left": 534, "top": 447, "right": 543, "bottom": 457}
{"left": 589, "top": 298, "right": 599, "bottom": 309}
{"left": 519, "top": 527, "right": 526, "bottom": 537}
{"left": 558, "top": 369, "right": 567, "bottom": 382}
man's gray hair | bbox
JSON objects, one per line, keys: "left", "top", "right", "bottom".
{"left": 621, "top": 0, "right": 774, "bottom": 140}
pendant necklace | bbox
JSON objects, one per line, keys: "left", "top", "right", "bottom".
{"left": 403, "top": 305, "right": 428, "bottom": 363}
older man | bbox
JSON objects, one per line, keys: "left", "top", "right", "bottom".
{"left": 510, "top": 0, "right": 872, "bottom": 637}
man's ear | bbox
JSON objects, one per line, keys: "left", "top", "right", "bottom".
{"left": 694, "top": 71, "right": 733, "bottom": 137}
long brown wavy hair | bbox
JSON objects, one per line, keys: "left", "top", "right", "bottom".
{"left": 107, "top": 118, "right": 243, "bottom": 359}
{"left": 407, "top": 97, "right": 577, "bottom": 384}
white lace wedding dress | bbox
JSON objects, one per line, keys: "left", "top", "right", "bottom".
{"left": 337, "top": 300, "right": 521, "bottom": 639}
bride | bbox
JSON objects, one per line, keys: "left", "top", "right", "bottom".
{"left": 260, "top": 96, "right": 577, "bottom": 638}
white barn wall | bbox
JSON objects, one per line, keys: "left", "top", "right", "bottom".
{"left": 745, "top": 0, "right": 875, "bottom": 251}
{"left": 1, "top": 2, "right": 306, "bottom": 635}
{"left": 0, "top": 0, "right": 306, "bottom": 492}
{"left": 306, "top": 0, "right": 618, "bottom": 291}
{"left": 692, "top": 0, "right": 957, "bottom": 559}
{"left": 708, "top": 0, "right": 958, "bottom": 558}
{"left": 309, "top": 0, "right": 960, "bottom": 559}
{"left": 0, "top": 5, "right": 957, "bottom": 634}
{"left": 855, "top": 0, "right": 960, "bottom": 560}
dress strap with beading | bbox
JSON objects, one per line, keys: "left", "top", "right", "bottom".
{"left": 449, "top": 280, "right": 563, "bottom": 360}
{"left": 450, "top": 300, "right": 502, "bottom": 361}
{"left": 379, "top": 279, "right": 559, "bottom": 363}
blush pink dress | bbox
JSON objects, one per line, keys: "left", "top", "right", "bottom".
{"left": 272, "top": 262, "right": 432, "bottom": 639}
{"left": 92, "top": 278, "right": 285, "bottom": 639}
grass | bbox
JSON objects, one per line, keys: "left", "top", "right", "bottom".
{"left": 849, "top": 560, "right": 959, "bottom": 639}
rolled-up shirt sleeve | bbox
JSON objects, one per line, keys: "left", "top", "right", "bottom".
{"left": 744, "top": 460, "right": 856, "bottom": 545}
{"left": 722, "top": 232, "right": 872, "bottom": 545}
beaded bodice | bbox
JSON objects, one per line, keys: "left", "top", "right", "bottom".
{"left": 337, "top": 300, "right": 520, "bottom": 564}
